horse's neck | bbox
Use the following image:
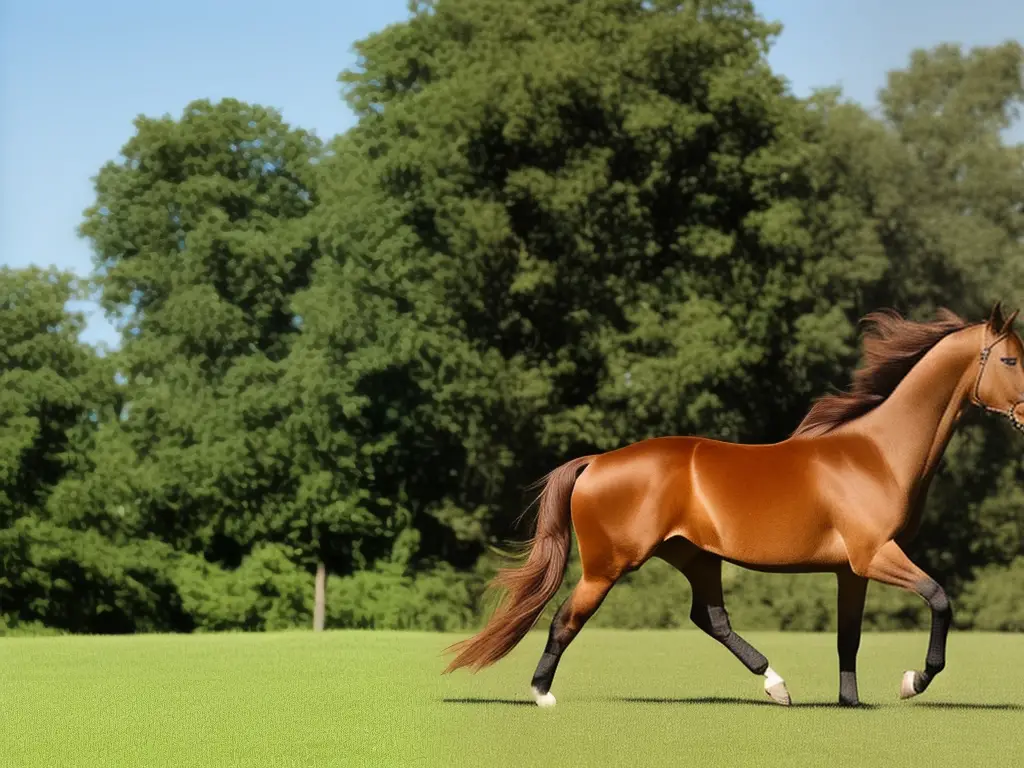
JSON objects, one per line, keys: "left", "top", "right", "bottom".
{"left": 851, "top": 328, "right": 980, "bottom": 496}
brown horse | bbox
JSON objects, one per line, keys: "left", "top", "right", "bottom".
{"left": 442, "top": 303, "right": 1024, "bottom": 707}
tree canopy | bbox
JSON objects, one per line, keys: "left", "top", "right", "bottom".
{"left": 3, "top": 1, "right": 1023, "bottom": 635}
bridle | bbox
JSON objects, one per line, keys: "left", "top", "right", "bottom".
{"left": 969, "top": 321, "right": 1024, "bottom": 433}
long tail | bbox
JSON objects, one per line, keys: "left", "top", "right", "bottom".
{"left": 442, "top": 455, "right": 595, "bottom": 674}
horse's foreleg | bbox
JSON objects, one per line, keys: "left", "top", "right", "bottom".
{"left": 836, "top": 568, "right": 868, "bottom": 706}
{"left": 861, "top": 540, "right": 952, "bottom": 699}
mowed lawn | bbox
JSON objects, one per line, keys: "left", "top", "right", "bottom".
{"left": 3, "top": 629, "right": 1022, "bottom": 767}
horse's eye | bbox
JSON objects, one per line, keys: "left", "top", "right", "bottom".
{"left": 1001, "top": 356, "right": 1018, "bottom": 366}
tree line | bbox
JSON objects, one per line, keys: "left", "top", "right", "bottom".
{"left": 3, "top": 0, "right": 1023, "bottom": 635}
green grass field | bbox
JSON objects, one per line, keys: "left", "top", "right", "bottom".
{"left": 3, "top": 629, "right": 1022, "bottom": 767}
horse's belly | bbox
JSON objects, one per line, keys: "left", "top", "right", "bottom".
{"left": 713, "top": 524, "right": 847, "bottom": 568}
{"left": 687, "top": 494, "right": 844, "bottom": 567}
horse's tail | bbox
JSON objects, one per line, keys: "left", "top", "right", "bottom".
{"left": 442, "top": 455, "right": 595, "bottom": 674}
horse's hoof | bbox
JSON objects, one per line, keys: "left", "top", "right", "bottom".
{"left": 531, "top": 686, "right": 556, "bottom": 708}
{"left": 765, "top": 681, "right": 791, "bottom": 706}
{"left": 899, "top": 670, "right": 920, "bottom": 700}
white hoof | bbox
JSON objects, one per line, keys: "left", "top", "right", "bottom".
{"left": 764, "top": 666, "right": 791, "bottom": 706}
{"left": 900, "top": 670, "right": 919, "bottom": 699}
{"left": 531, "top": 686, "right": 556, "bottom": 708}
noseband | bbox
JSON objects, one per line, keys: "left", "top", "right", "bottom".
{"left": 969, "top": 327, "right": 1024, "bottom": 433}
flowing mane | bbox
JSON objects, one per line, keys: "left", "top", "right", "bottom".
{"left": 792, "top": 308, "right": 970, "bottom": 438}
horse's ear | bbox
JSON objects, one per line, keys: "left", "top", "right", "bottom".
{"left": 989, "top": 301, "right": 1005, "bottom": 330}
{"left": 1001, "top": 308, "right": 1020, "bottom": 335}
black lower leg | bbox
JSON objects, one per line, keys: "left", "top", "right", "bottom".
{"left": 911, "top": 579, "right": 952, "bottom": 693}
{"left": 837, "top": 636, "right": 861, "bottom": 706}
{"left": 529, "top": 576, "right": 612, "bottom": 698}
{"left": 530, "top": 599, "right": 570, "bottom": 695}
{"left": 691, "top": 603, "right": 769, "bottom": 675}
{"left": 837, "top": 571, "right": 867, "bottom": 707}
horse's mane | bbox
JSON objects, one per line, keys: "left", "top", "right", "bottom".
{"left": 791, "top": 308, "right": 971, "bottom": 438}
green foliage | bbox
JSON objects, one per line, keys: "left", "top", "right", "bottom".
{"left": 0, "top": 517, "right": 192, "bottom": 633}
{"left": 80, "top": 97, "right": 322, "bottom": 345}
{"left": 956, "top": 558, "right": 1024, "bottom": 631}
{"left": 327, "top": 562, "right": 481, "bottom": 631}
{"left": 4, "top": 5, "right": 1023, "bottom": 635}
{"left": 66, "top": 98, "right": 348, "bottom": 571}
{"left": 0, "top": 267, "right": 110, "bottom": 527}
{"left": 0, "top": 617, "right": 66, "bottom": 637}
{"left": 171, "top": 543, "right": 314, "bottom": 632}
{"left": 879, "top": 41, "right": 1024, "bottom": 311}
{"left": 306, "top": 0, "right": 897, "bottom": 577}
{"left": 1, "top": 517, "right": 314, "bottom": 634}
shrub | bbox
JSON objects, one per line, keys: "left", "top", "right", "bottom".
{"left": 327, "top": 562, "right": 481, "bottom": 631}
{"left": 1, "top": 518, "right": 315, "bottom": 634}
{"left": 956, "top": 558, "right": 1024, "bottom": 631}
{"left": 0, "top": 517, "right": 192, "bottom": 633}
{"left": 169, "top": 543, "right": 313, "bottom": 632}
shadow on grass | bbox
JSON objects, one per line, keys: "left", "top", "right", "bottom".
{"left": 441, "top": 696, "right": 1021, "bottom": 711}
{"left": 442, "top": 697, "right": 535, "bottom": 707}
{"left": 621, "top": 697, "right": 1023, "bottom": 711}
{"left": 909, "top": 702, "right": 1022, "bottom": 711}
{"left": 618, "top": 696, "right": 880, "bottom": 710}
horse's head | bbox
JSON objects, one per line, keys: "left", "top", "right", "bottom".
{"left": 971, "top": 302, "right": 1024, "bottom": 431}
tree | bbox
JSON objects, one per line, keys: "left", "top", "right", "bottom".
{"left": 872, "top": 41, "right": 1024, "bottom": 588}
{"left": 303, "top": 0, "right": 897, "bottom": 577}
{"left": 874, "top": 41, "right": 1024, "bottom": 318}
{"left": 9, "top": 9, "right": 1020, "bottom": 636}
{"left": 66, "top": 99, "right": 328, "bottom": 574}
{"left": 782, "top": 41, "right": 1024, "bottom": 589}
{"left": 0, "top": 267, "right": 108, "bottom": 528}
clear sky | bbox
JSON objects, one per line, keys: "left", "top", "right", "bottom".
{"left": 3, "top": 0, "right": 1022, "bottom": 348}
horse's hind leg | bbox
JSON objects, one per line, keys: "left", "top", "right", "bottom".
{"left": 529, "top": 574, "right": 615, "bottom": 707}
{"left": 658, "top": 540, "right": 791, "bottom": 706}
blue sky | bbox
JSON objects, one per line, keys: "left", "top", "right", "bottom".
{"left": 3, "top": 0, "right": 1022, "bottom": 348}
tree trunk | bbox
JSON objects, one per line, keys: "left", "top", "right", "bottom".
{"left": 313, "top": 561, "right": 326, "bottom": 632}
